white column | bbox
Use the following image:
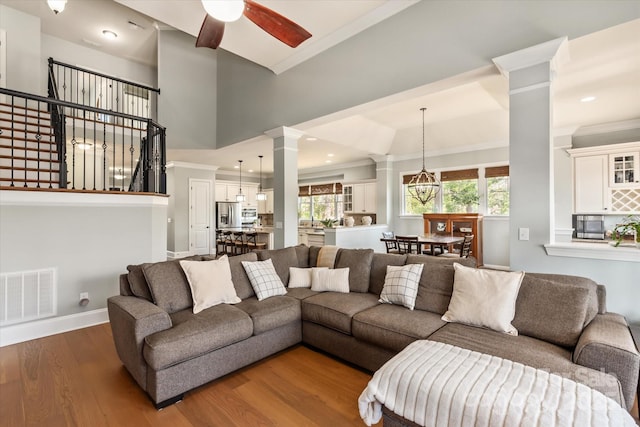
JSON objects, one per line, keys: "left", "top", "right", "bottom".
{"left": 372, "top": 154, "right": 394, "bottom": 227}
{"left": 265, "top": 126, "right": 304, "bottom": 248}
{"left": 493, "top": 37, "right": 569, "bottom": 270}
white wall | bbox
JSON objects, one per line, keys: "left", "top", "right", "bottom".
{"left": 0, "top": 5, "right": 41, "bottom": 94}
{"left": 0, "top": 191, "right": 167, "bottom": 327}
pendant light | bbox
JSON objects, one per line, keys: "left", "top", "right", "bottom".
{"left": 236, "top": 160, "right": 246, "bottom": 202}
{"left": 256, "top": 155, "right": 267, "bottom": 201}
{"left": 407, "top": 107, "right": 440, "bottom": 205}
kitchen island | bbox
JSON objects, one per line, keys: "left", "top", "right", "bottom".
{"left": 323, "top": 224, "right": 388, "bottom": 252}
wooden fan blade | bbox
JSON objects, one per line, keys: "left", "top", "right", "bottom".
{"left": 243, "top": 0, "right": 311, "bottom": 48}
{"left": 195, "top": 14, "right": 225, "bottom": 49}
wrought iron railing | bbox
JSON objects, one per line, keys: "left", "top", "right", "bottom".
{"left": 0, "top": 87, "right": 166, "bottom": 193}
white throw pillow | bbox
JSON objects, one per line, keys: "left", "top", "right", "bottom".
{"left": 241, "top": 258, "right": 287, "bottom": 301}
{"left": 379, "top": 263, "right": 424, "bottom": 310}
{"left": 311, "top": 267, "right": 350, "bottom": 293}
{"left": 288, "top": 267, "right": 328, "bottom": 288}
{"left": 179, "top": 256, "right": 241, "bottom": 314}
{"left": 442, "top": 263, "right": 525, "bottom": 335}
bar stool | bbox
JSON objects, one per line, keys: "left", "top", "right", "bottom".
{"left": 215, "top": 229, "right": 226, "bottom": 255}
{"left": 245, "top": 232, "right": 267, "bottom": 252}
{"left": 223, "top": 231, "right": 235, "bottom": 255}
{"left": 233, "top": 232, "right": 248, "bottom": 255}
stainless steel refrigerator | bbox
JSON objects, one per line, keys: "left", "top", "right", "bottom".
{"left": 216, "top": 202, "right": 242, "bottom": 229}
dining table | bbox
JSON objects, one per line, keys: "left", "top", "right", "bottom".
{"left": 381, "top": 234, "right": 465, "bottom": 255}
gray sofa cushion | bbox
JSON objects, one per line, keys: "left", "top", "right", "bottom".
{"left": 143, "top": 260, "right": 193, "bottom": 314}
{"left": 414, "top": 262, "right": 456, "bottom": 315}
{"left": 294, "top": 244, "right": 310, "bottom": 268}
{"left": 369, "top": 253, "right": 407, "bottom": 296}
{"left": 257, "top": 246, "right": 299, "bottom": 285}
{"left": 143, "top": 304, "right": 253, "bottom": 370}
{"left": 428, "top": 322, "right": 624, "bottom": 406}
{"left": 309, "top": 246, "right": 321, "bottom": 267}
{"left": 335, "top": 248, "right": 374, "bottom": 293}
{"left": 286, "top": 287, "right": 319, "bottom": 300}
{"left": 302, "top": 292, "right": 379, "bottom": 334}
{"left": 235, "top": 295, "right": 301, "bottom": 335}
{"left": 126, "top": 264, "right": 153, "bottom": 301}
{"left": 352, "top": 304, "right": 446, "bottom": 352}
{"left": 513, "top": 276, "right": 593, "bottom": 348}
{"left": 228, "top": 252, "right": 258, "bottom": 300}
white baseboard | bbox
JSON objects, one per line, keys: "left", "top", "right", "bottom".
{"left": 483, "top": 264, "right": 511, "bottom": 271}
{"left": 166, "top": 250, "right": 194, "bottom": 259}
{"left": 0, "top": 308, "right": 109, "bottom": 347}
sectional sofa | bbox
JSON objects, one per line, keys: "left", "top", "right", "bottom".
{"left": 107, "top": 245, "right": 639, "bottom": 415}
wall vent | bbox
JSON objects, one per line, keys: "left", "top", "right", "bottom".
{"left": 0, "top": 268, "right": 57, "bottom": 326}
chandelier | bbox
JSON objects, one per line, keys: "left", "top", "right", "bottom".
{"left": 407, "top": 107, "right": 440, "bottom": 205}
{"left": 256, "top": 155, "right": 267, "bottom": 201}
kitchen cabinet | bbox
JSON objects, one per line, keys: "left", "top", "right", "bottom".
{"left": 423, "top": 213, "right": 483, "bottom": 266}
{"left": 244, "top": 185, "right": 258, "bottom": 208}
{"left": 344, "top": 182, "right": 376, "bottom": 213}
{"left": 569, "top": 142, "right": 640, "bottom": 214}
{"left": 574, "top": 155, "right": 608, "bottom": 213}
{"left": 216, "top": 181, "right": 257, "bottom": 207}
{"left": 298, "top": 231, "right": 309, "bottom": 246}
{"left": 258, "top": 189, "right": 274, "bottom": 214}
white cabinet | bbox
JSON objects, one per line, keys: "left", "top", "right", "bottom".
{"left": 244, "top": 185, "right": 258, "bottom": 208}
{"left": 574, "top": 155, "right": 608, "bottom": 213}
{"left": 344, "top": 182, "right": 377, "bottom": 213}
{"left": 569, "top": 142, "right": 640, "bottom": 214}
{"left": 215, "top": 181, "right": 257, "bottom": 206}
{"left": 258, "top": 189, "right": 274, "bottom": 214}
{"left": 297, "top": 231, "right": 308, "bottom": 246}
{"left": 610, "top": 152, "right": 639, "bottom": 186}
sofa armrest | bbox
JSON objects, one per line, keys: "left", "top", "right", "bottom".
{"left": 573, "top": 313, "right": 639, "bottom": 410}
{"left": 107, "top": 295, "right": 172, "bottom": 391}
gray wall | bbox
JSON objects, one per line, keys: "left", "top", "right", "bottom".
{"left": 0, "top": 195, "right": 167, "bottom": 318}
{"left": 216, "top": 0, "right": 638, "bottom": 147}
{"left": 0, "top": 5, "right": 41, "bottom": 94}
{"left": 158, "top": 29, "right": 217, "bottom": 150}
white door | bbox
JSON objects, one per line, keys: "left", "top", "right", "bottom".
{"left": 190, "top": 179, "right": 212, "bottom": 255}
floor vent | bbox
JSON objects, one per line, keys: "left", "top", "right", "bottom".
{"left": 0, "top": 268, "right": 57, "bottom": 326}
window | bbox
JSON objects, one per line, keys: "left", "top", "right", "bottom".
{"left": 486, "top": 166, "right": 509, "bottom": 215}
{"left": 441, "top": 169, "right": 479, "bottom": 213}
{"left": 298, "top": 183, "right": 343, "bottom": 221}
{"left": 402, "top": 174, "right": 435, "bottom": 215}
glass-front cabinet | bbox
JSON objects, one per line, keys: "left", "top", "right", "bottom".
{"left": 610, "top": 152, "right": 639, "bottom": 186}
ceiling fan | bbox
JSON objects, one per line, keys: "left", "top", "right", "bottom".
{"left": 196, "top": 0, "right": 312, "bottom": 49}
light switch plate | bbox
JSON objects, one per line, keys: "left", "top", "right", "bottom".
{"left": 518, "top": 227, "right": 529, "bottom": 241}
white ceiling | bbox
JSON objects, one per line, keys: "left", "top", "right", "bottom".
{"left": 2, "top": 1, "right": 639, "bottom": 176}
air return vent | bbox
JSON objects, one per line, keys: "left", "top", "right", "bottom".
{"left": 0, "top": 268, "right": 56, "bottom": 326}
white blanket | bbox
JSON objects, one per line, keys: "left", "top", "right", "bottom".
{"left": 358, "top": 340, "right": 636, "bottom": 427}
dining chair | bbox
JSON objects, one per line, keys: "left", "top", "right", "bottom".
{"left": 439, "top": 234, "right": 474, "bottom": 258}
{"left": 381, "top": 231, "right": 400, "bottom": 254}
{"left": 395, "top": 235, "right": 419, "bottom": 254}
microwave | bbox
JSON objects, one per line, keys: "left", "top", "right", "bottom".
{"left": 241, "top": 207, "right": 258, "bottom": 225}
{"left": 573, "top": 214, "right": 605, "bottom": 240}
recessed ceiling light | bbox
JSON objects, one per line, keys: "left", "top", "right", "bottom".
{"left": 248, "top": 169, "right": 254, "bottom": 173}
{"left": 325, "top": 160, "right": 332, "bottom": 163}
{"left": 234, "top": 165, "right": 239, "bottom": 169}
{"left": 102, "top": 30, "right": 118, "bottom": 40}
{"left": 580, "top": 96, "right": 596, "bottom": 103}
{"left": 327, "top": 153, "right": 334, "bottom": 157}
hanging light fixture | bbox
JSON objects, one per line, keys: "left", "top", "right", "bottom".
{"left": 201, "top": 0, "right": 245, "bottom": 22}
{"left": 256, "top": 155, "right": 267, "bottom": 201}
{"left": 47, "top": 0, "right": 67, "bottom": 14}
{"left": 408, "top": 107, "right": 440, "bottom": 205}
{"left": 236, "top": 160, "right": 246, "bottom": 202}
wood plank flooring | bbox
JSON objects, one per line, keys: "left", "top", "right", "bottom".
{"left": 1, "top": 323, "right": 638, "bottom": 426}
{"left": 0, "top": 324, "right": 380, "bottom": 427}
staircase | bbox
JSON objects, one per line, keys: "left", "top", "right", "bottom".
{"left": 0, "top": 101, "right": 61, "bottom": 189}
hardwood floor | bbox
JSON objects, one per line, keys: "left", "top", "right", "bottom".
{"left": 1, "top": 323, "right": 638, "bottom": 426}
{"left": 0, "top": 324, "right": 380, "bottom": 427}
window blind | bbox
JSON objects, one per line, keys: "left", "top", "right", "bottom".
{"left": 440, "top": 168, "right": 478, "bottom": 182}
{"left": 485, "top": 166, "right": 510, "bottom": 178}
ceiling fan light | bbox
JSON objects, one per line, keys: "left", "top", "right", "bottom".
{"left": 47, "top": 0, "right": 67, "bottom": 14}
{"left": 201, "top": 0, "right": 245, "bottom": 23}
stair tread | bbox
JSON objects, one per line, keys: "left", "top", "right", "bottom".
{"left": 0, "top": 144, "right": 56, "bottom": 153}
{"left": 0, "top": 165, "right": 59, "bottom": 172}
{"left": 0, "top": 102, "right": 50, "bottom": 115}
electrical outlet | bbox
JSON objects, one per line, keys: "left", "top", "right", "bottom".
{"left": 80, "top": 292, "right": 89, "bottom": 300}
{"left": 518, "top": 227, "right": 530, "bottom": 241}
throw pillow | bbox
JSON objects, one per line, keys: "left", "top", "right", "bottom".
{"left": 179, "top": 256, "right": 241, "bottom": 314}
{"left": 311, "top": 268, "right": 350, "bottom": 293}
{"left": 316, "top": 245, "right": 339, "bottom": 268}
{"left": 288, "top": 267, "right": 327, "bottom": 288}
{"left": 241, "top": 258, "right": 287, "bottom": 301}
{"left": 379, "top": 263, "right": 424, "bottom": 310}
{"left": 442, "top": 263, "right": 525, "bottom": 335}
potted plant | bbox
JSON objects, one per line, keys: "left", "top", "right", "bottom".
{"left": 450, "top": 187, "right": 479, "bottom": 213}
{"left": 612, "top": 215, "right": 640, "bottom": 248}
{"left": 320, "top": 218, "right": 338, "bottom": 228}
